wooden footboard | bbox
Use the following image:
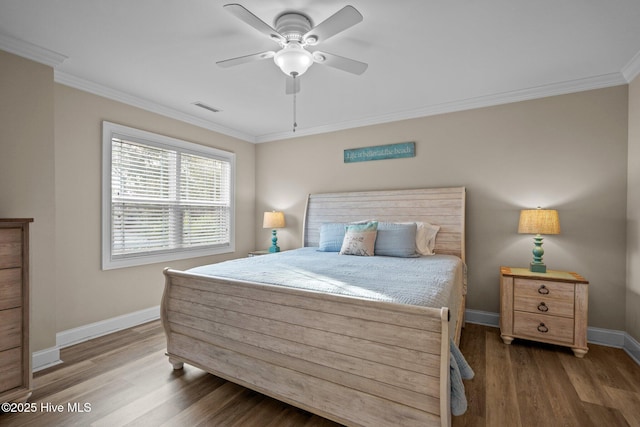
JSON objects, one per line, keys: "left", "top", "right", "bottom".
{"left": 162, "top": 268, "right": 452, "bottom": 427}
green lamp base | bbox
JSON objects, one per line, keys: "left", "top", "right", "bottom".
{"left": 529, "top": 234, "right": 547, "bottom": 273}
{"left": 268, "top": 229, "right": 280, "bottom": 253}
{"left": 530, "top": 262, "right": 547, "bottom": 273}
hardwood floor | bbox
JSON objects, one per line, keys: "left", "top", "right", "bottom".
{"left": 1, "top": 321, "right": 638, "bottom": 426}
{"left": 455, "top": 323, "right": 640, "bottom": 427}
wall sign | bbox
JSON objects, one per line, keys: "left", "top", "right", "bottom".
{"left": 344, "top": 142, "right": 415, "bottom": 163}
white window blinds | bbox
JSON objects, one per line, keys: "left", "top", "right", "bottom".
{"left": 102, "top": 122, "right": 235, "bottom": 269}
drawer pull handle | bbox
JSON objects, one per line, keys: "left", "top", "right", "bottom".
{"left": 538, "top": 285, "right": 550, "bottom": 295}
{"left": 537, "top": 302, "right": 549, "bottom": 312}
{"left": 537, "top": 323, "right": 549, "bottom": 333}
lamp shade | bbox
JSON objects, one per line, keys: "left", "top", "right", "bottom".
{"left": 518, "top": 208, "right": 560, "bottom": 235}
{"left": 263, "top": 211, "right": 285, "bottom": 229}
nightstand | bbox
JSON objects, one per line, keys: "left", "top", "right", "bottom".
{"left": 499, "top": 266, "right": 589, "bottom": 358}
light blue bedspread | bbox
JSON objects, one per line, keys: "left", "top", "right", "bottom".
{"left": 187, "top": 247, "right": 473, "bottom": 416}
{"left": 189, "top": 247, "right": 462, "bottom": 308}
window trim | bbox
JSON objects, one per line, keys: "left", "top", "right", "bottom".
{"left": 101, "top": 121, "right": 235, "bottom": 270}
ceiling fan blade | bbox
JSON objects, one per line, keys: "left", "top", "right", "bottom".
{"left": 216, "top": 51, "right": 275, "bottom": 68}
{"left": 312, "top": 51, "right": 368, "bottom": 75}
{"left": 285, "top": 76, "right": 301, "bottom": 95}
{"left": 224, "top": 3, "right": 286, "bottom": 43}
{"left": 303, "top": 6, "right": 363, "bottom": 44}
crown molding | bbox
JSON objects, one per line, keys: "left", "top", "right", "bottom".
{"left": 49, "top": 69, "right": 629, "bottom": 145}
{"left": 0, "top": 33, "right": 67, "bottom": 67}
{"left": 3, "top": 31, "right": 630, "bottom": 144}
{"left": 622, "top": 49, "right": 640, "bottom": 83}
{"left": 1, "top": 34, "right": 256, "bottom": 142}
{"left": 54, "top": 71, "right": 256, "bottom": 143}
{"left": 255, "top": 72, "right": 628, "bottom": 143}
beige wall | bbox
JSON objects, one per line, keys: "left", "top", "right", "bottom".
{"left": 256, "top": 86, "right": 629, "bottom": 331}
{"left": 1, "top": 50, "right": 256, "bottom": 352}
{"left": 628, "top": 76, "right": 640, "bottom": 342}
{"left": 54, "top": 84, "right": 256, "bottom": 333}
{"left": 1, "top": 48, "right": 636, "bottom": 352}
{"left": 0, "top": 51, "right": 57, "bottom": 351}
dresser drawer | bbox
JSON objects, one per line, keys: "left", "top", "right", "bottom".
{"left": 0, "top": 268, "right": 22, "bottom": 311}
{"left": 513, "top": 311, "right": 574, "bottom": 344}
{"left": 514, "top": 278, "right": 574, "bottom": 301}
{"left": 0, "top": 308, "right": 22, "bottom": 352}
{"left": 0, "top": 228, "right": 22, "bottom": 269}
{"left": 514, "top": 294, "right": 574, "bottom": 318}
{"left": 0, "top": 347, "right": 22, "bottom": 393}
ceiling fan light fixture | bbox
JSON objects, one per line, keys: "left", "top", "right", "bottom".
{"left": 274, "top": 42, "right": 313, "bottom": 76}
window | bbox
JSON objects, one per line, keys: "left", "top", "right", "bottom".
{"left": 102, "top": 122, "right": 235, "bottom": 269}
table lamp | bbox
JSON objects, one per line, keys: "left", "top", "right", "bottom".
{"left": 518, "top": 207, "right": 560, "bottom": 273}
{"left": 263, "top": 211, "right": 286, "bottom": 253}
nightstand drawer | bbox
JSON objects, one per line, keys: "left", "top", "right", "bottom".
{"left": 514, "top": 295, "right": 574, "bottom": 317}
{"left": 514, "top": 278, "right": 574, "bottom": 301}
{"left": 513, "top": 312, "right": 574, "bottom": 344}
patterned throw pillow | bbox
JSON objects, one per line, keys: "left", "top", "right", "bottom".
{"left": 339, "top": 221, "right": 378, "bottom": 256}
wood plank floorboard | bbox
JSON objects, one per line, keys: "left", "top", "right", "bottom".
{"left": 455, "top": 323, "right": 640, "bottom": 427}
{"left": 1, "top": 321, "right": 638, "bottom": 426}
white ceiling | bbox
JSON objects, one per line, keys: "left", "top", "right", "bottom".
{"left": 1, "top": 0, "right": 640, "bottom": 143}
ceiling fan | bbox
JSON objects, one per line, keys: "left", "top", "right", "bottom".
{"left": 217, "top": 3, "right": 368, "bottom": 94}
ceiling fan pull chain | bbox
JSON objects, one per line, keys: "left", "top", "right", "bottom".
{"left": 292, "top": 72, "right": 298, "bottom": 132}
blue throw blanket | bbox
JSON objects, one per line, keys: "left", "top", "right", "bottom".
{"left": 450, "top": 339, "right": 474, "bottom": 416}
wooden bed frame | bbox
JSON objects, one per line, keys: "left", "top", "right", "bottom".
{"left": 162, "top": 187, "right": 466, "bottom": 427}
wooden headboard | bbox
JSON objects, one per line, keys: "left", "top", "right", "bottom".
{"left": 303, "top": 187, "right": 466, "bottom": 262}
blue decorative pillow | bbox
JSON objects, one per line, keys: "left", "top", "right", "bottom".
{"left": 375, "top": 222, "right": 419, "bottom": 257}
{"left": 318, "top": 223, "right": 346, "bottom": 252}
{"left": 339, "top": 221, "right": 378, "bottom": 256}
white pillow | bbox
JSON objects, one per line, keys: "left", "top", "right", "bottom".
{"left": 416, "top": 222, "right": 440, "bottom": 255}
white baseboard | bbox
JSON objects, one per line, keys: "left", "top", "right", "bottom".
{"left": 625, "top": 333, "right": 640, "bottom": 365}
{"left": 32, "top": 305, "right": 160, "bottom": 372}
{"left": 464, "top": 309, "right": 499, "bottom": 327}
{"left": 587, "top": 326, "right": 626, "bottom": 347}
{"left": 464, "top": 309, "right": 640, "bottom": 365}
{"left": 32, "top": 347, "right": 62, "bottom": 372}
{"left": 56, "top": 305, "right": 160, "bottom": 348}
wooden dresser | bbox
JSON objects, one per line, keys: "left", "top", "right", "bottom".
{"left": 500, "top": 266, "right": 589, "bottom": 358}
{"left": 0, "top": 219, "right": 33, "bottom": 402}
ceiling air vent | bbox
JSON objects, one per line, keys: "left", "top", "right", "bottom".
{"left": 193, "top": 102, "right": 222, "bottom": 113}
